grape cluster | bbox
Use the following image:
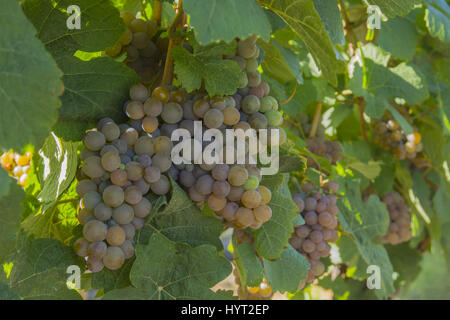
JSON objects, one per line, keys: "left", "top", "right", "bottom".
{"left": 297, "top": 114, "right": 341, "bottom": 166}
{"left": 372, "top": 112, "right": 423, "bottom": 162}
{"left": 381, "top": 191, "right": 411, "bottom": 245}
{"left": 74, "top": 111, "right": 174, "bottom": 272}
{"left": 0, "top": 151, "right": 32, "bottom": 187}
{"left": 289, "top": 181, "right": 339, "bottom": 283}
{"left": 105, "top": 12, "right": 166, "bottom": 84}
{"left": 233, "top": 268, "right": 273, "bottom": 300}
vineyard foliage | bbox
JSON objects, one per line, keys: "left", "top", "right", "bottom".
{"left": 0, "top": 0, "right": 449, "bottom": 300}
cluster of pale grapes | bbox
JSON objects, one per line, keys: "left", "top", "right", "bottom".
{"left": 372, "top": 111, "right": 424, "bottom": 164}
{"left": 381, "top": 191, "right": 411, "bottom": 245}
{"left": 74, "top": 112, "right": 174, "bottom": 272}
{"left": 289, "top": 181, "right": 339, "bottom": 285}
{"left": 105, "top": 12, "right": 167, "bottom": 84}
{"left": 295, "top": 114, "right": 341, "bottom": 166}
{"left": 0, "top": 151, "right": 32, "bottom": 187}
{"left": 121, "top": 35, "right": 287, "bottom": 231}
{"left": 233, "top": 268, "right": 273, "bottom": 300}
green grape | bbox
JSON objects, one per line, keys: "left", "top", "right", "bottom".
{"left": 106, "top": 225, "right": 126, "bottom": 246}
{"left": 102, "top": 246, "right": 125, "bottom": 270}
{"left": 228, "top": 166, "right": 248, "bottom": 187}
{"left": 212, "top": 180, "right": 231, "bottom": 197}
{"left": 161, "top": 102, "right": 183, "bottom": 124}
{"left": 126, "top": 101, "right": 145, "bottom": 120}
{"left": 103, "top": 185, "right": 124, "bottom": 208}
{"left": 124, "top": 185, "right": 142, "bottom": 205}
{"left": 112, "top": 203, "right": 135, "bottom": 225}
{"left": 94, "top": 202, "right": 113, "bottom": 221}
{"left": 227, "top": 186, "right": 244, "bottom": 201}
{"left": 76, "top": 179, "right": 97, "bottom": 197}
{"left": 101, "top": 122, "right": 120, "bottom": 142}
{"left": 150, "top": 174, "right": 170, "bottom": 195}
{"left": 144, "top": 165, "right": 161, "bottom": 183}
{"left": 101, "top": 151, "right": 121, "bottom": 172}
{"left": 265, "top": 110, "right": 283, "bottom": 126}
{"left": 253, "top": 204, "right": 272, "bottom": 223}
{"left": 258, "top": 186, "right": 271, "bottom": 204}
{"left": 83, "top": 191, "right": 102, "bottom": 211}
{"left": 74, "top": 238, "right": 89, "bottom": 257}
{"left": 241, "top": 95, "right": 260, "bottom": 114}
{"left": 193, "top": 99, "right": 210, "bottom": 118}
{"left": 222, "top": 107, "right": 241, "bottom": 126}
{"left": 235, "top": 207, "right": 255, "bottom": 228}
{"left": 248, "top": 112, "right": 268, "bottom": 129}
{"left": 133, "top": 198, "right": 152, "bottom": 218}
{"left": 83, "top": 220, "right": 107, "bottom": 242}
{"left": 241, "top": 190, "right": 262, "bottom": 209}
{"left": 260, "top": 96, "right": 278, "bottom": 113}
{"left": 204, "top": 109, "right": 224, "bottom": 129}
{"left": 142, "top": 116, "right": 159, "bottom": 133}
{"left": 134, "top": 136, "right": 155, "bottom": 156}
{"left": 83, "top": 131, "right": 106, "bottom": 151}
{"left": 122, "top": 224, "right": 136, "bottom": 240}
{"left": 125, "top": 161, "right": 144, "bottom": 181}
{"left": 151, "top": 152, "right": 171, "bottom": 173}
{"left": 143, "top": 97, "right": 163, "bottom": 117}
{"left": 110, "top": 169, "right": 128, "bottom": 186}
{"left": 129, "top": 84, "right": 149, "bottom": 102}
{"left": 243, "top": 175, "right": 259, "bottom": 190}
{"left": 154, "top": 136, "right": 173, "bottom": 153}
{"left": 120, "top": 240, "right": 135, "bottom": 259}
{"left": 88, "top": 241, "right": 107, "bottom": 259}
{"left": 207, "top": 194, "right": 227, "bottom": 212}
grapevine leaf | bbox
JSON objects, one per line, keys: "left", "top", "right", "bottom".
{"left": 0, "top": 0, "right": 63, "bottom": 151}
{"left": 312, "top": 0, "right": 345, "bottom": 45}
{"left": 103, "top": 233, "right": 232, "bottom": 300}
{"left": 378, "top": 17, "right": 419, "bottom": 60}
{"left": 172, "top": 41, "right": 241, "bottom": 96}
{"left": 232, "top": 240, "right": 264, "bottom": 287}
{"left": 366, "top": 0, "right": 422, "bottom": 18}
{"left": 263, "top": 245, "right": 310, "bottom": 293}
{"left": 260, "top": 0, "right": 343, "bottom": 86}
{"left": 255, "top": 173, "right": 298, "bottom": 260}
{"left": 5, "top": 237, "right": 83, "bottom": 300}
{"left": 36, "top": 133, "right": 79, "bottom": 203}
{"left": 0, "top": 170, "right": 24, "bottom": 264}
{"left": 183, "top": 0, "right": 271, "bottom": 44}
{"left": 138, "top": 178, "right": 224, "bottom": 249}
{"left": 425, "top": 0, "right": 450, "bottom": 43}
{"left": 337, "top": 179, "right": 394, "bottom": 298}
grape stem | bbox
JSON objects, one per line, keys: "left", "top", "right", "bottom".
{"left": 309, "top": 101, "right": 322, "bottom": 138}
{"left": 152, "top": 0, "right": 162, "bottom": 26}
{"left": 161, "top": 0, "right": 184, "bottom": 86}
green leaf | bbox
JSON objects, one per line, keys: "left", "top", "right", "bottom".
{"left": 0, "top": 0, "right": 63, "bottom": 151}
{"left": 232, "top": 240, "right": 264, "bottom": 287}
{"left": 103, "top": 233, "right": 232, "bottom": 300}
{"left": 263, "top": 245, "right": 309, "bottom": 293}
{"left": 138, "top": 178, "right": 224, "bottom": 249}
{"left": 255, "top": 173, "right": 298, "bottom": 260}
{"left": 5, "top": 237, "right": 83, "bottom": 300}
{"left": 36, "top": 133, "right": 78, "bottom": 203}
{"left": 260, "top": 0, "right": 342, "bottom": 86}
{"left": 337, "top": 179, "right": 394, "bottom": 298}
{"left": 0, "top": 170, "right": 24, "bottom": 264}
{"left": 378, "top": 17, "right": 419, "bottom": 60}
{"left": 183, "top": 0, "right": 271, "bottom": 44}
{"left": 312, "top": 0, "right": 345, "bottom": 45}
{"left": 366, "top": 0, "right": 422, "bottom": 18}
{"left": 425, "top": 0, "right": 450, "bottom": 43}
{"left": 172, "top": 40, "right": 241, "bottom": 96}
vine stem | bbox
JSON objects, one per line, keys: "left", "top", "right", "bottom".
{"left": 309, "top": 101, "right": 323, "bottom": 138}
{"left": 161, "top": 0, "right": 184, "bottom": 86}
{"left": 152, "top": 0, "right": 162, "bottom": 26}
{"left": 357, "top": 97, "right": 368, "bottom": 142}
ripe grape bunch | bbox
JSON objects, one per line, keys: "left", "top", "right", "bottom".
{"left": 372, "top": 111, "right": 424, "bottom": 163}
{"left": 381, "top": 191, "right": 412, "bottom": 245}
{"left": 105, "top": 11, "right": 167, "bottom": 84}
{"left": 289, "top": 181, "right": 339, "bottom": 284}
{"left": 74, "top": 113, "right": 174, "bottom": 272}
{"left": 233, "top": 268, "right": 273, "bottom": 300}
{"left": 0, "top": 151, "right": 32, "bottom": 187}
